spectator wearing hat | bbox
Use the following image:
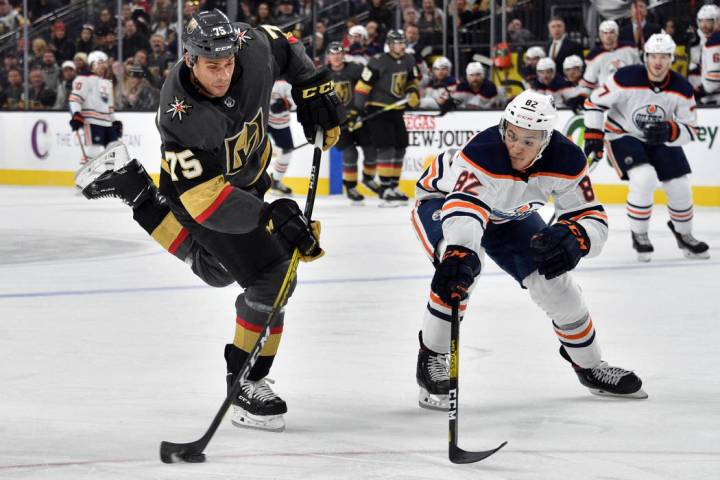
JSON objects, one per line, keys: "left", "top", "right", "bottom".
{"left": 123, "top": 19, "right": 151, "bottom": 59}
{"left": 275, "top": 0, "right": 299, "bottom": 28}
{"left": 76, "top": 24, "right": 96, "bottom": 55}
{"left": 0, "top": 67, "right": 23, "bottom": 110}
{"left": 73, "top": 52, "right": 90, "bottom": 75}
{"left": 40, "top": 50, "right": 60, "bottom": 91}
{"left": 54, "top": 60, "right": 77, "bottom": 109}
{"left": 118, "top": 63, "right": 159, "bottom": 111}
{"left": 23, "top": 68, "right": 56, "bottom": 110}
{"left": 50, "top": 20, "right": 76, "bottom": 63}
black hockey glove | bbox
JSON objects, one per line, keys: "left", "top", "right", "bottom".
{"left": 642, "top": 121, "right": 677, "bottom": 145}
{"left": 112, "top": 120, "right": 123, "bottom": 137}
{"left": 431, "top": 245, "right": 481, "bottom": 304}
{"left": 263, "top": 198, "right": 324, "bottom": 262}
{"left": 583, "top": 128, "right": 604, "bottom": 159}
{"left": 345, "top": 108, "right": 364, "bottom": 132}
{"left": 530, "top": 220, "right": 590, "bottom": 280}
{"left": 438, "top": 90, "right": 458, "bottom": 115}
{"left": 270, "top": 97, "right": 290, "bottom": 114}
{"left": 566, "top": 95, "right": 586, "bottom": 115}
{"left": 405, "top": 85, "right": 421, "bottom": 109}
{"left": 291, "top": 69, "right": 342, "bottom": 151}
{"left": 69, "top": 112, "right": 84, "bottom": 131}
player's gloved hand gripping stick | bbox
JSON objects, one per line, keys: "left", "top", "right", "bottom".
{"left": 159, "top": 129, "right": 325, "bottom": 464}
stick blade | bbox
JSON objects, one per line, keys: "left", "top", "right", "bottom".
{"left": 160, "top": 440, "right": 206, "bottom": 464}
{"left": 449, "top": 441, "right": 507, "bottom": 464}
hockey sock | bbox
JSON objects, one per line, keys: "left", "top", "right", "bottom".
{"left": 626, "top": 164, "right": 657, "bottom": 233}
{"left": 133, "top": 201, "right": 193, "bottom": 262}
{"left": 552, "top": 314, "right": 601, "bottom": 369}
{"left": 361, "top": 145, "right": 377, "bottom": 178}
{"left": 342, "top": 147, "right": 359, "bottom": 184}
{"left": 421, "top": 286, "right": 472, "bottom": 354}
{"left": 343, "top": 180, "right": 358, "bottom": 190}
{"left": 663, "top": 175, "right": 694, "bottom": 234}
{"left": 271, "top": 150, "right": 292, "bottom": 181}
{"left": 377, "top": 147, "right": 394, "bottom": 188}
{"left": 232, "top": 293, "right": 284, "bottom": 381}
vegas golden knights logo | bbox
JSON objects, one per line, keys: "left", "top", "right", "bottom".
{"left": 391, "top": 72, "right": 408, "bottom": 98}
{"left": 334, "top": 80, "right": 352, "bottom": 106}
{"left": 224, "top": 109, "right": 265, "bottom": 175}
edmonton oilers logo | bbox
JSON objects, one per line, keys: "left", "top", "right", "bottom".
{"left": 31, "top": 120, "right": 51, "bottom": 159}
{"left": 632, "top": 104, "right": 666, "bottom": 130}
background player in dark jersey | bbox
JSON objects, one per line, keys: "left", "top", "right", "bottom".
{"left": 77, "top": 9, "right": 341, "bottom": 432}
{"left": 354, "top": 30, "right": 421, "bottom": 207}
{"left": 326, "top": 41, "right": 374, "bottom": 204}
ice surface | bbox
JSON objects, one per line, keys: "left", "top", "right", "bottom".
{"left": 1, "top": 186, "right": 719, "bottom": 479}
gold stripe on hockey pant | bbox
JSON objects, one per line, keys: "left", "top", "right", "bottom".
{"left": 179, "top": 175, "right": 230, "bottom": 221}
{"left": 150, "top": 212, "right": 188, "bottom": 254}
{"left": 233, "top": 316, "right": 283, "bottom": 356}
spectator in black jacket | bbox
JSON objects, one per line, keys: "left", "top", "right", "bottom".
{"left": 24, "top": 68, "right": 56, "bottom": 109}
{"left": 50, "top": 20, "right": 75, "bottom": 63}
{"left": 618, "top": 0, "right": 661, "bottom": 48}
{"left": 76, "top": 24, "right": 96, "bottom": 54}
{"left": 368, "top": 0, "right": 394, "bottom": 31}
{"left": 123, "top": 19, "right": 151, "bottom": 59}
{"left": 546, "top": 15, "right": 583, "bottom": 71}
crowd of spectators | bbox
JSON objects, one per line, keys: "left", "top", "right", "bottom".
{"left": 0, "top": 0, "right": 711, "bottom": 112}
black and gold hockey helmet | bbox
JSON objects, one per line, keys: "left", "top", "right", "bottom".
{"left": 184, "top": 9, "right": 238, "bottom": 62}
{"left": 385, "top": 29, "right": 406, "bottom": 46}
{"left": 326, "top": 41, "right": 344, "bottom": 54}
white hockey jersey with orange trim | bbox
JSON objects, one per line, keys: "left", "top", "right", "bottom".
{"left": 584, "top": 65, "right": 697, "bottom": 145}
{"left": 268, "top": 80, "right": 295, "bottom": 129}
{"left": 415, "top": 126, "right": 608, "bottom": 257}
{"left": 580, "top": 42, "right": 641, "bottom": 94}
{"left": 68, "top": 74, "right": 114, "bottom": 127}
{"left": 702, "top": 31, "right": 720, "bottom": 95}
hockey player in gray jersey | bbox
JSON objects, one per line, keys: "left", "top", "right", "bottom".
{"left": 584, "top": 33, "right": 710, "bottom": 262}
{"left": 412, "top": 91, "right": 647, "bottom": 409}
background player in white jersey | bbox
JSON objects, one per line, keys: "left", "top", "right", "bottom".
{"left": 345, "top": 25, "right": 370, "bottom": 65}
{"left": 267, "top": 79, "right": 296, "bottom": 196}
{"left": 689, "top": 4, "right": 720, "bottom": 94}
{"left": 68, "top": 50, "right": 119, "bottom": 163}
{"left": 700, "top": 14, "right": 720, "bottom": 105}
{"left": 583, "top": 33, "right": 710, "bottom": 262}
{"left": 531, "top": 57, "right": 584, "bottom": 110}
{"left": 452, "top": 62, "right": 500, "bottom": 110}
{"left": 580, "top": 20, "right": 641, "bottom": 97}
{"left": 419, "top": 56, "right": 458, "bottom": 112}
{"left": 411, "top": 91, "right": 647, "bottom": 410}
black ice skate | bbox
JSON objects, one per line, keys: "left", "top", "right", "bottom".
{"left": 80, "top": 158, "right": 156, "bottom": 208}
{"left": 346, "top": 186, "right": 365, "bottom": 205}
{"left": 361, "top": 176, "right": 381, "bottom": 194}
{"left": 417, "top": 331, "right": 450, "bottom": 410}
{"left": 631, "top": 231, "right": 654, "bottom": 263}
{"left": 667, "top": 221, "right": 710, "bottom": 259}
{"left": 379, "top": 186, "right": 409, "bottom": 208}
{"left": 559, "top": 346, "right": 648, "bottom": 399}
{"left": 270, "top": 177, "right": 293, "bottom": 196}
{"left": 227, "top": 374, "right": 287, "bottom": 432}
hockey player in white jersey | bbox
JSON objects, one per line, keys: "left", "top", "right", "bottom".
{"left": 580, "top": 20, "right": 641, "bottom": 96}
{"left": 68, "top": 50, "right": 119, "bottom": 163}
{"left": 700, "top": 18, "right": 720, "bottom": 105}
{"left": 452, "top": 62, "right": 500, "bottom": 110}
{"left": 689, "top": 4, "right": 720, "bottom": 94}
{"left": 531, "top": 57, "right": 585, "bottom": 111}
{"left": 583, "top": 33, "right": 710, "bottom": 262}
{"left": 412, "top": 91, "right": 647, "bottom": 410}
{"left": 267, "top": 79, "right": 296, "bottom": 196}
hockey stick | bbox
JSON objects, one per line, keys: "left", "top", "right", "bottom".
{"left": 159, "top": 129, "right": 324, "bottom": 464}
{"left": 75, "top": 130, "right": 89, "bottom": 164}
{"left": 449, "top": 301, "right": 507, "bottom": 464}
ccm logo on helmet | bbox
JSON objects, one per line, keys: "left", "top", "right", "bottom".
{"left": 301, "top": 81, "right": 334, "bottom": 99}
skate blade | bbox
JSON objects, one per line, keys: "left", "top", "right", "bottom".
{"left": 683, "top": 250, "right": 710, "bottom": 260}
{"left": 588, "top": 387, "right": 648, "bottom": 399}
{"left": 636, "top": 252, "right": 652, "bottom": 263}
{"left": 230, "top": 407, "right": 286, "bottom": 432}
{"left": 418, "top": 388, "right": 449, "bottom": 411}
{"left": 348, "top": 200, "right": 365, "bottom": 206}
{"left": 378, "top": 200, "right": 406, "bottom": 208}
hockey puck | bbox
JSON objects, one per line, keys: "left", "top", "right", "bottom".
{"left": 180, "top": 453, "right": 206, "bottom": 463}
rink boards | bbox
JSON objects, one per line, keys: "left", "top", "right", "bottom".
{"left": 1, "top": 108, "right": 719, "bottom": 205}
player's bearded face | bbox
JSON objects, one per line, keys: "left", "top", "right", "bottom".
{"left": 599, "top": 30, "right": 617, "bottom": 49}
{"left": 504, "top": 123, "right": 544, "bottom": 171}
{"left": 192, "top": 56, "right": 235, "bottom": 98}
{"left": 646, "top": 53, "right": 671, "bottom": 81}
{"left": 537, "top": 69, "right": 554, "bottom": 85}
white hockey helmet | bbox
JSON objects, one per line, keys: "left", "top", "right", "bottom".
{"left": 644, "top": 33, "right": 676, "bottom": 62}
{"left": 598, "top": 19, "right": 619, "bottom": 34}
{"left": 525, "top": 46, "right": 546, "bottom": 59}
{"left": 563, "top": 55, "right": 584, "bottom": 71}
{"left": 697, "top": 4, "right": 720, "bottom": 27}
{"left": 465, "top": 61, "right": 485, "bottom": 77}
{"left": 348, "top": 25, "right": 369, "bottom": 42}
{"left": 536, "top": 57, "right": 556, "bottom": 72}
{"left": 499, "top": 90, "right": 557, "bottom": 165}
{"left": 432, "top": 56, "right": 452, "bottom": 70}
{"left": 88, "top": 50, "right": 108, "bottom": 67}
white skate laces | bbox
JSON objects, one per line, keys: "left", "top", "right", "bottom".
{"left": 242, "top": 378, "right": 279, "bottom": 402}
{"left": 590, "top": 362, "right": 630, "bottom": 387}
{"left": 427, "top": 353, "right": 449, "bottom": 381}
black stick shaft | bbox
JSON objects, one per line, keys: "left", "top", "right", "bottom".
{"left": 449, "top": 302, "right": 460, "bottom": 450}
